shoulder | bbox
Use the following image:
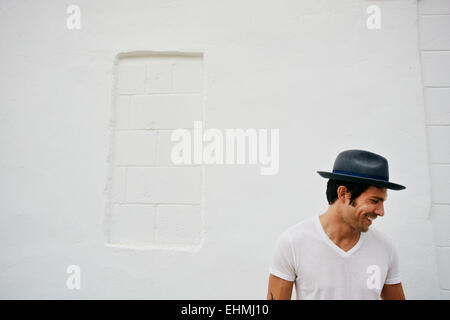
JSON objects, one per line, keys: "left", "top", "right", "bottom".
{"left": 365, "top": 227, "right": 396, "bottom": 251}
{"left": 279, "top": 216, "right": 318, "bottom": 243}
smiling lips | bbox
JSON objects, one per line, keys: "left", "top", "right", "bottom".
{"left": 364, "top": 213, "right": 377, "bottom": 224}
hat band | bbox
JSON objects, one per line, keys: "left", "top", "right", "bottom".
{"left": 332, "top": 169, "right": 388, "bottom": 181}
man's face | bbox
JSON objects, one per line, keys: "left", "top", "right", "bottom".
{"left": 343, "top": 186, "right": 387, "bottom": 232}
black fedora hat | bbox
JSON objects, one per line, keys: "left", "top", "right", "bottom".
{"left": 317, "top": 149, "right": 406, "bottom": 190}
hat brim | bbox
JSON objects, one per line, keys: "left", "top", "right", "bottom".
{"left": 317, "top": 171, "right": 406, "bottom": 190}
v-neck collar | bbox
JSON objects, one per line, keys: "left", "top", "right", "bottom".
{"left": 314, "top": 215, "right": 365, "bottom": 257}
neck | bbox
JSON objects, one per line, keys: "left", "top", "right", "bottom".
{"left": 319, "top": 205, "right": 360, "bottom": 244}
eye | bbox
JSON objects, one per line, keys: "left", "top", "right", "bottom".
{"left": 371, "top": 199, "right": 378, "bottom": 204}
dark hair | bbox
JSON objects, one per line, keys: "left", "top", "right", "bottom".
{"left": 326, "top": 179, "right": 371, "bottom": 205}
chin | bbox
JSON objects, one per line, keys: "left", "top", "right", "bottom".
{"left": 358, "top": 225, "right": 369, "bottom": 233}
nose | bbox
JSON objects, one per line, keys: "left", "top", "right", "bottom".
{"left": 375, "top": 203, "right": 385, "bottom": 217}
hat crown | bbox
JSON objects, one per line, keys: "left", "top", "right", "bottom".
{"left": 333, "top": 150, "right": 389, "bottom": 180}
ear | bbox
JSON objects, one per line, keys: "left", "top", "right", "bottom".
{"left": 337, "top": 185, "right": 351, "bottom": 204}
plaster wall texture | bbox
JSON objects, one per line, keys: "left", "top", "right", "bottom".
{"left": 418, "top": 0, "right": 450, "bottom": 299}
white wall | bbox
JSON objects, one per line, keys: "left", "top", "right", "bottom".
{"left": 0, "top": 0, "right": 443, "bottom": 299}
{"left": 418, "top": 0, "right": 450, "bottom": 300}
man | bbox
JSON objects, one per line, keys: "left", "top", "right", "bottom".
{"left": 267, "top": 149, "right": 406, "bottom": 300}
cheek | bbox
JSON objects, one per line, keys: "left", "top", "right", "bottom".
{"left": 356, "top": 204, "right": 374, "bottom": 215}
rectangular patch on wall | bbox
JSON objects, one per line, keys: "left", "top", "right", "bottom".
{"left": 105, "top": 51, "right": 205, "bottom": 251}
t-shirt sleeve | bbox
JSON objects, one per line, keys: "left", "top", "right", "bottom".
{"left": 385, "top": 239, "right": 401, "bottom": 285}
{"left": 269, "top": 230, "right": 296, "bottom": 282}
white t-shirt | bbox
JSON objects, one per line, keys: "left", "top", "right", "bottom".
{"left": 269, "top": 215, "right": 401, "bottom": 300}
